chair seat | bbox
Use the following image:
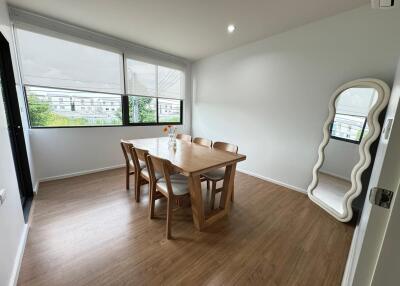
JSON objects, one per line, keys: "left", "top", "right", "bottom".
{"left": 129, "top": 160, "right": 146, "bottom": 170}
{"left": 202, "top": 168, "right": 225, "bottom": 181}
{"left": 157, "top": 174, "right": 190, "bottom": 196}
{"left": 141, "top": 168, "right": 163, "bottom": 181}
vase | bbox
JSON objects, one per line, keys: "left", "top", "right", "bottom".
{"left": 168, "top": 132, "right": 176, "bottom": 148}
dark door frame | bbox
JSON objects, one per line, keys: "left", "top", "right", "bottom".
{"left": 0, "top": 31, "right": 33, "bottom": 222}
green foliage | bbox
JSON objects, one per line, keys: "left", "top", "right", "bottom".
{"left": 27, "top": 95, "right": 54, "bottom": 127}
{"left": 129, "top": 96, "right": 156, "bottom": 123}
{"left": 27, "top": 95, "right": 90, "bottom": 127}
{"left": 159, "top": 115, "right": 180, "bottom": 123}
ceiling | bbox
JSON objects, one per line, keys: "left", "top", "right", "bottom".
{"left": 7, "top": 0, "right": 369, "bottom": 61}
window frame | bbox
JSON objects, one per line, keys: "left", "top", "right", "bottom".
{"left": 14, "top": 25, "right": 185, "bottom": 129}
{"left": 124, "top": 94, "right": 183, "bottom": 127}
{"left": 329, "top": 112, "right": 368, "bottom": 145}
{"left": 24, "top": 84, "right": 183, "bottom": 129}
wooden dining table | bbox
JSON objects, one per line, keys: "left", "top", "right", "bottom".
{"left": 128, "top": 137, "right": 246, "bottom": 231}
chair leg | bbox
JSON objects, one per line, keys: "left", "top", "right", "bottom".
{"left": 166, "top": 197, "right": 173, "bottom": 239}
{"left": 210, "top": 181, "right": 217, "bottom": 210}
{"left": 134, "top": 173, "right": 141, "bottom": 203}
{"left": 149, "top": 184, "right": 156, "bottom": 219}
{"left": 126, "top": 168, "right": 130, "bottom": 190}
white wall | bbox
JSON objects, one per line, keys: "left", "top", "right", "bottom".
{"left": 192, "top": 5, "right": 400, "bottom": 192}
{"left": 30, "top": 124, "right": 190, "bottom": 180}
{"left": 0, "top": 1, "right": 28, "bottom": 285}
{"left": 321, "top": 139, "right": 359, "bottom": 180}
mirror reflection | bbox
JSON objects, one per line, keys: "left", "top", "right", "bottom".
{"left": 313, "top": 87, "right": 378, "bottom": 215}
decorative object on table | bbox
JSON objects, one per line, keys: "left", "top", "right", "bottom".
{"left": 163, "top": 125, "right": 177, "bottom": 148}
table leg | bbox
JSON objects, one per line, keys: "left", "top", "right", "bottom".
{"left": 188, "top": 174, "right": 205, "bottom": 230}
{"left": 219, "top": 163, "right": 236, "bottom": 210}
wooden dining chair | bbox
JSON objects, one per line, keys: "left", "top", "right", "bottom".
{"left": 129, "top": 147, "right": 150, "bottom": 202}
{"left": 193, "top": 137, "right": 212, "bottom": 148}
{"left": 203, "top": 141, "right": 239, "bottom": 209}
{"left": 120, "top": 140, "right": 136, "bottom": 190}
{"left": 147, "top": 154, "right": 191, "bottom": 239}
{"left": 176, "top": 133, "right": 192, "bottom": 142}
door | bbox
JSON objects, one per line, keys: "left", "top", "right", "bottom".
{"left": 0, "top": 31, "right": 33, "bottom": 221}
{"left": 372, "top": 180, "right": 400, "bottom": 285}
{"left": 345, "top": 59, "right": 400, "bottom": 286}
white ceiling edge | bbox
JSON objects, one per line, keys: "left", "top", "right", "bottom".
{"left": 8, "top": 5, "right": 191, "bottom": 67}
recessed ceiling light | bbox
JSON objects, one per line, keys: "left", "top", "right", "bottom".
{"left": 227, "top": 24, "right": 236, "bottom": 34}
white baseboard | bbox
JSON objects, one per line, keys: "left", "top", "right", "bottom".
{"left": 9, "top": 224, "right": 29, "bottom": 286}
{"left": 39, "top": 164, "right": 125, "bottom": 183}
{"left": 237, "top": 168, "right": 307, "bottom": 194}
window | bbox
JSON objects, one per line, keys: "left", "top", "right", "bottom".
{"left": 158, "top": 66, "right": 183, "bottom": 99}
{"left": 158, "top": 98, "right": 181, "bottom": 123}
{"left": 26, "top": 86, "right": 122, "bottom": 127}
{"left": 129, "top": 96, "right": 157, "bottom": 123}
{"left": 125, "top": 58, "right": 184, "bottom": 125}
{"left": 330, "top": 113, "right": 367, "bottom": 143}
{"left": 126, "top": 59, "right": 156, "bottom": 97}
{"left": 15, "top": 27, "right": 184, "bottom": 128}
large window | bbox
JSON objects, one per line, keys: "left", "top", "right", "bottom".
{"left": 15, "top": 27, "right": 184, "bottom": 128}
{"left": 26, "top": 86, "right": 122, "bottom": 127}
{"left": 125, "top": 58, "right": 183, "bottom": 126}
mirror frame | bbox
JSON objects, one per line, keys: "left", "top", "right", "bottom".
{"left": 308, "top": 78, "right": 390, "bottom": 222}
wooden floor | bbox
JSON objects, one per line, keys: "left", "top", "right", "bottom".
{"left": 18, "top": 169, "right": 354, "bottom": 286}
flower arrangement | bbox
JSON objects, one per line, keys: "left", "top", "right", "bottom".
{"left": 163, "top": 125, "right": 176, "bottom": 136}
{"left": 163, "top": 125, "right": 177, "bottom": 147}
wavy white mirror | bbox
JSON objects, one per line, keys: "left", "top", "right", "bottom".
{"left": 308, "top": 79, "right": 390, "bottom": 222}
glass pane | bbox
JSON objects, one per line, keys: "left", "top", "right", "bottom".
{"left": 26, "top": 86, "right": 122, "bottom": 127}
{"left": 128, "top": 96, "right": 156, "bottom": 123}
{"left": 158, "top": 98, "right": 181, "bottom": 123}
{"left": 16, "top": 28, "right": 123, "bottom": 94}
{"left": 335, "top": 87, "right": 378, "bottom": 116}
{"left": 158, "top": 66, "right": 183, "bottom": 99}
{"left": 126, "top": 59, "right": 156, "bottom": 97}
{"left": 331, "top": 114, "right": 365, "bottom": 142}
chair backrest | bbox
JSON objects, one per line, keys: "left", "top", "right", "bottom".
{"left": 213, "top": 141, "right": 238, "bottom": 154}
{"left": 176, "top": 133, "right": 192, "bottom": 142}
{"left": 120, "top": 140, "right": 134, "bottom": 166}
{"left": 130, "top": 147, "right": 150, "bottom": 171}
{"left": 147, "top": 154, "right": 175, "bottom": 196}
{"left": 193, "top": 137, "right": 212, "bottom": 148}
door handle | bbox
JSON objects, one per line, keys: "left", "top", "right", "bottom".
{"left": 369, "top": 187, "right": 393, "bottom": 209}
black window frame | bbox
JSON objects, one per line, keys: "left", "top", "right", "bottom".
{"left": 329, "top": 112, "right": 368, "bottom": 145}
{"left": 23, "top": 85, "right": 183, "bottom": 129}
{"left": 124, "top": 94, "right": 183, "bottom": 127}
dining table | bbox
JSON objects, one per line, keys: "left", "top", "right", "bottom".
{"left": 127, "top": 137, "right": 246, "bottom": 231}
